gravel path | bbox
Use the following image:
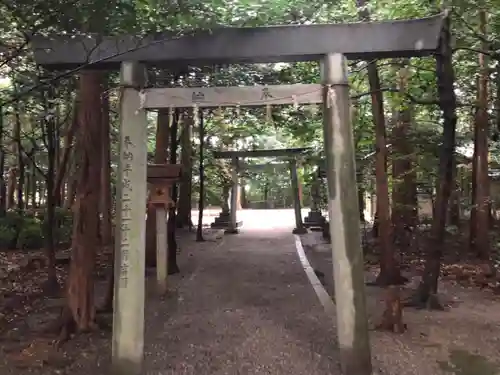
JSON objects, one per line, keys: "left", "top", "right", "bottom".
{"left": 143, "top": 227, "right": 340, "bottom": 375}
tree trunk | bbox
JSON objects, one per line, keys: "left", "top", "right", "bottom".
{"left": 17, "top": 156, "right": 24, "bottom": 210}
{"left": 356, "top": 0, "right": 399, "bottom": 285}
{"left": 448, "top": 167, "right": 461, "bottom": 226}
{"left": 100, "top": 83, "right": 114, "bottom": 312}
{"left": 30, "top": 160, "right": 37, "bottom": 208}
{"left": 472, "top": 10, "right": 490, "bottom": 260}
{"left": 236, "top": 183, "right": 242, "bottom": 210}
{"left": 42, "top": 86, "right": 60, "bottom": 294}
{"left": 145, "top": 109, "right": 170, "bottom": 267}
{"left": 54, "top": 99, "right": 78, "bottom": 206}
{"left": 0, "top": 105, "right": 6, "bottom": 216}
{"left": 410, "top": 16, "right": 457, "bottom": 308}
{"left": 64, "top": 170, "right": 77, "bottom": 210}
{"left": 6, "top": 166, "right": 16, "bottom": 210}
{"left": 13, "top": 98, "right": 24, "bottom": 210}
{"left": 196, "top": 111, "right": 205, "bottom": 242}
{"left": 167, "top": 110, "right": 180, "bottom": 274}
{"left": 60, "top": 71, "right": 103, "bottom": 335}
{"left": 358, "top": 185, "right": 365, "bottom": 222}
{"left": 177, "top": 109, "right": 193, "bottom": 228}
{"left": 391, "top": 61, "right": 417, "bottom": 250}
{"left": 241, "top": 180, "right": 248, "bottom": 209}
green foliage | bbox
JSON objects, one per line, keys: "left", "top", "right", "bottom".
{"left": 0, "top": 208, "right": 72, "bottom": 250}
{"left": 1, "top": 0, "right": 500, "bottom": 242}
{"left": 0, "top": 225, "right": 18, "bottom": 249}
{"left": 17, "top": 218, "right": 44, "bottom": 250}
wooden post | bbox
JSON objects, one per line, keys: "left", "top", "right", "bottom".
{"left": 112, "top": 61, "right": 148, "bottom": 375}
{"left": 226, "top": 156, "right": 239, "bottom": 234}
{"left": 320, "top": 53, "right": 372, "bottom": 375}
{"left": 155, "top": 206, "right": 168, "bottom": 294}
{"left": 147, "top": 164, "right": 182, "bottom": 294}
{"left": 289, "top": 159, "right": 307, "bottom": 234}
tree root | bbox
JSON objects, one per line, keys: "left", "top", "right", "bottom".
{"left": 46, "top": 307, "right": 109, "bottom": 349}
{"left": 367, "top": 274, "right": 409, "bottom": 287}
{"left": 53, "top": 308, "right": 77, "bottom": 349}
{"left": 375, "top": 285, "right": 407, "bottom": 333}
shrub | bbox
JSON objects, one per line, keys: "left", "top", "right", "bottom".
{"left": 35, "top": 207, "right": 73, "bottom": 246}
{"left": 17, "top": 218, "right": 44, "bottom": 250}
{"left": 0, "top": 210, "right": 25, "bottom": 249}
{"left": 0, "top": 225, "right": 18, "bottom": 249}
{"left": 4, "top": 210, "right": 25, "bottom": 233}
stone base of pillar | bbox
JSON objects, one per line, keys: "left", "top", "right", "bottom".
{"left": 224, "top": 228, "right": 240, "bottom": 234}
{"left": 210, "top": 211, "right": 243, "bottom": 229}
{"left": 292, "top": 226, "right": 308, "bottom": 235}
{"left": 303, "top": 210, "right": 326, "bottom": 228}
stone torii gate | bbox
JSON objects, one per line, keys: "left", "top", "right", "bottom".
{"left": 31, "top": 13, "right": 447, "bottom": 375}
{"left": 212, "top": 149, "right": 310, "bottom": 234}
{"left": 239, "top": 161, "right": 295, "bottom": 209}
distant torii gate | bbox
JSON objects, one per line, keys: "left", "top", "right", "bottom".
{"left": 31, "top": 12, "right": 448, "bottom": 375}
{"left": 212, "top": 149, "right": 310, "bottom": 234}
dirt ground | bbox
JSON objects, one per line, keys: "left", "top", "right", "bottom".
{"left": 3, "top": 207, "right": 499, "bottom": 375}
{"left": 301, "top": 231, "right": 500, "bottom": 375}
{"left": 0, "top": 227, "right": 225, "bottom": 374}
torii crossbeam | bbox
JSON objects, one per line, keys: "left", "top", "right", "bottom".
{"left": 31, "top": 14, "right": 444, "bottom": 69}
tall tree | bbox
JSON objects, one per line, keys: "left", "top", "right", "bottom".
{"left": 472, "top": 10, "right": 490, "bottom": 260}
{"left": 177, "top": 109, "right": 194, "bottom": 229}
{"left": 409, "top": 15, "right": 457, "bottom": 308}
{"left": 357, "top": 0, "right": 401, "bottom": 285}
{"left": 59, "top": 71, "right": 103, "bottom": 337}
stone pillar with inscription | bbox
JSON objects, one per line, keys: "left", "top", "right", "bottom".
{"left": 112, "top": 62, "right": 148, "bottom": 375}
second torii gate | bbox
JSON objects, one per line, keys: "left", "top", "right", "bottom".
{"left": 212, "top": 152, "right": 310, "bottom": 234}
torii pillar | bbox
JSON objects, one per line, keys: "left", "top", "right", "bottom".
{"left": 225, "top": 156, "right": 240, "bottom": 234}
{"left": 289, "top": 159, "right": 307, "bottom": 234}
